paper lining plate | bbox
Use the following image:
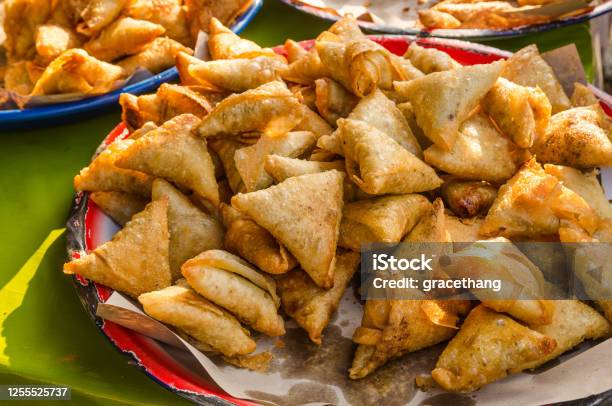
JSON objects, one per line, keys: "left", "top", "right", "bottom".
{"left": 65, "top": 36, "right": 612, "bottom": 406}
{"left": 279, "top": 0, "right": 612, "bottom": 39}
{"left": 0, "top": 0, "right": 263, "bottom": 130}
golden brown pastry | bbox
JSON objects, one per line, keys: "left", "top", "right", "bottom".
{"left": 423, "top": 112, "right": 528, "bottom": 183}
{"left": 152, "top": 179, "right": 224, "bottom": 280}
{"left": 337, "top": 118, "right": 442, "bottom": 195}
{"left": 501, "top": 45, "right": 571, "bottom": 113}
{"left": 31, "top": 49, "right": 126, "bottom": 96}
{"left": 188, "top": 56, "right": 287, "bottom": 92}
{"left": 84, "top": 17, "right": 166, "bottom": 62}
{"left": 64, "top": 200, "right": 172, "bottom": 298}
{"left": 278, "top": 250, "right": 360, "bottom": 344}
{"left": 125, "top": 0, "right": 191, "bottom": 46}
{"left": 570, "top": 82, "right": 598, "bottom": 107}
{"left": 544, "top": 164, "right": 611, "bottom": 219}
{"left": 350, "top": 300, "right": 471, "bottom": 379}
{"left": 74, "top": 139, "right": 153, "bottom": 196}
{"left": 77, "top": 0, "right": 129, "bottom": 36}
{"left": 339, "top": 194, "right": 431, "bottom": 251}
{"left": 35, "top": 24, "right": 82, "bottom": 65}
{"left": 394, "top": 61, "right": 503, "bottom": 149}
{"left": 139, "top": 280, "right": 256, "bottom": 357}
{"left": 314, "top": 77, "right": 358, "bottom": 125}
{"left": 206, "top": 17, "right": 274, "bottom": 60}
{"left": 432, "top": 305, "right": 557, "bottom": 392}
{"left": 221, "top": 204, "right": 298, "bottom": 275}
{"left": 404, "top": 42, "right": 460, "bottom": 74}
{"left": 117, "top": 37, "right": 192, "bottom": 75}
{"left": 232, "top": 171, "right": 344, "bottom": 289}
{"left": 531, "top": 105, "right": 612, "bottom": 168}
{"left": 234, "top": 131, "right": 316, "bottom": 192}
{"left": 182, "top": 250, "right": 285, "bottom": 336}
{"left": 482, "top": 77, "right": 551, "bottom": 148}
{"left": 196, "top": 81, "right": 304, "bottom": 138}
{"left": 90, "top": 191, "right": 147, "bottom": 225}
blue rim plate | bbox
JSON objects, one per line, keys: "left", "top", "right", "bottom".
{"left": 279, "top": 0, "right": 612, "bottom": 40}
{"left": 0, "top": 0, "right": 263, "bottom": 130}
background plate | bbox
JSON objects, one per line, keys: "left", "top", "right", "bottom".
{"left": 66, "top": 36, "right": 612, "bottom": 405}
{"left": 0, "top": 0, "right": 263, "bottom": 130}
{"left": 279, "top": 0, "right": 612, "bottom": 39}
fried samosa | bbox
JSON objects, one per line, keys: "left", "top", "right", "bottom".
{"left": 423, "top": 112, "right": 528, "bottom": 183}
{"left": 418, "top": 9, "right": 461, "bottom": 29}
{"left": 524, "top": 300, "right": 611, "bottom": 369}
{"left": 293, "top": 105, "right": 334, "bottom": 138}
{"left": 90, "top": 191, "right": 147, "bottom": 225}
{"left": 120, "top": 84, "right": 214, "bottom": 131}
{"left": 350, "top": 300, "right": 471, "bottom": 379}
{"left": 314, "top": 77, "right": 358, "bottom": 125}
{"left": 31, "top": 49, "right": 126, "bottom": 96}
{"left": 501, "top": 45, "right": 571, "bottom": 113}
{"left": 35, "top": 24, "right": 82, "bottom": 65}
{"left": 182, "top": 250, "right": 285, "bottom": 336}
{"left": 284, "top": 39, "right": 308, "bottom": 63}
{"left": 84, "top": 17, "right": 165, "bottom": 62}
{"left": 231, "top": 171, "right": 344, "bottom": 288}
{"left": 114, "top": 114, "right": 220, "bottom": 207}
{"left": 316, "top": 38, "right": 400, "bottom": 97}
{"left": 152, "top": 179, "right": 224, "bottom": 280}
{"left": 117, "top": 37, "right": 192, "bottom": 74}
{"left": 441, "top": 178, "right": 497, "bottom": 218}
{"left": 206, "top": 17, "right": 274, "bottom": 60}
{"left": 282, "top": 47, "right": 326, "bottom": 85}
{"left": 234, "top": 131, "right": 316, "bottom": 192}
{"left": 482, "top": 78, "right": 551, "bottom": 148}
{"left": 403, "top": 198, "right": 452, "bottom": 244}
{"left": 175, "top": 51, "right": 201, "bottom": 85}
{"left": 221, "top": 204, "right": 298, "bottom": 275}
{"left": 125, "top": 0, "right": 191, "bottom": 46}
{"left": 264, "top": 155, "right": 345, "bottom": 183}
{"left": 482, "top": 158, "right": 600, "bottom": 238}
{"left": 394, "top": 61, "right": 503, "bottom": 150}
{"left": 77, "top": 0, "right": 129, "bottom": 36}
{"left": 278, "top": 251, "right": 360, "bottom": 344}
{"left": 431, "top": 305, "right": 557, "bottom": 392}
{"left": 531, "top": 105, "right": 612, "bottom": 168}
{"left": 339, "top": 195, "right": 431, "bottom": 251}
{"left": 188, "top": 56, "right": 287, "bottom": 92}
{"left": 337, "top": 119, "right": 442, "bottom": 195}
{"left": 404, "top": 42, "right": 460, "bottom": 74}
{"left": 196, "top": 81, "right": 304, "bottom": 138}
{"left": 445, "top": 215, "right": 484, "bottom": 243}
{"left": 441, "top": 239, "right": 554, "bottom": 325}
{"left": 3, "top": 0, "right": 51, "bottom": 61}
{"left": 64, "top": 200, "right": 172, "bottom": 297}
{"left": 139, "top": 281, "right": 256, "bottom": 357}
{"left": 544, "top": 165, "right": 611, "bottom": 219}
{"left": 74, "top": 139, "right": 153, "bottom": 196}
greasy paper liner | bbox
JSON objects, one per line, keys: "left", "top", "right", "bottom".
{"left": 279, "top": 0, "right": 612, "bottom": 39}
{"left": 65, "top": 36, "right": 612, "bottom": 406}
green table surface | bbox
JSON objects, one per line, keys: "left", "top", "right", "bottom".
{"left": 0, "top": 0, "right": 596, "bottom": 404}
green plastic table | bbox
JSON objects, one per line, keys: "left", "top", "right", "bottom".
{"left": 0, "top": 0, "right": 596, "bottom": 404}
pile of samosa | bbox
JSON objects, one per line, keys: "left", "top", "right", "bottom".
{"left": 65, "top": 16, "right": 612, "bottom": 393}
{"left": 1, "top": 0, "right": 252, "bottom": 98}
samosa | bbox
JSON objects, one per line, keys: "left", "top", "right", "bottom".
{"left": 423, "top": 112, "right": 528, "bottom": 183}
{"left": 339, "top": 195, "right": 431, "bottom": 251}
{"left": 115, "top": 114, "right": 220, "bottom": 207}
{"left": 394, "top": 61, "right": 502, "bottom": 149}
{"left": 234, "top": 131, "right": 316, "bottom": 192}
{"left": 338, "top": 119, "right": 441, "bottom": 195}
{"left": 278, "top": 250, "right": 360, "bottom": 344}
{"left": 221, "top": 204, "right": 298, "bottom": 275}
{"left": 90, "top": 191, "right": 147, "bottom": 225}
{"left": 196, "top": 81, "right": 304, "bottom": 138}
{"left": 231, "top": 171, "right": 345, "bottom": 288}
{"left": 182, "top": 250, "right": 285, "bottom": 336}
{"left": 152, "top": 179, "right": 224, "bottom": 280}
{"left": 139, "top": 281, "right": 256, "bottom": 357}
{"left": 431, "top": 305, "right": 557, "bottom": 392}
{"left": 404, "top": 42, "right": 460, "bottom": 74}
{"left": 64, "top": 200, "right": 172, "bottom": 298}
